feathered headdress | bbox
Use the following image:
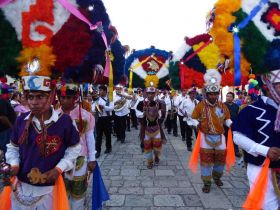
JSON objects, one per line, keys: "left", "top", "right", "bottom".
{"left": 169, "top": 33, "right": 234, "bottom": 90}
{"left": 204, "top": 69, "right": 221, "bottom": 93}
{"left": 124, "top": 46, "right": 172, "bottom": 89}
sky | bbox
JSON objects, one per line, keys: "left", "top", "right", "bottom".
{"left": 102, "top": 0, "right": 217, "bottom": 52}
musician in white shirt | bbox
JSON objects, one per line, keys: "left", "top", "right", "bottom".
{"left": 95, "top": 85, "right": 114, "bottom": 158}
{"left": 182, "top": 88, "right": 199, "bottom": 151}
{"left": 113, "top": 85, "right": 132, "bottom": 143}
{"left": 175, "top": 89, "right": 188, "bottom": 141}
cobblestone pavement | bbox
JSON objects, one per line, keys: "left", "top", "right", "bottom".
{"left": 86, "top": 128, "right": 250, "bottom": 210}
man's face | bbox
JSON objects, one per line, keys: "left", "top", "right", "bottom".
{"left": 99, "top": 89, "right": 106, "bottom": 97}
{"left": 182, "top": 90, "right": 187, "bottom": 96}
{"left": 27, "top": 91, "right": 50, "bottom": 114}
{"left": 206, "top": 92, "right": 219, "bottom": 104}
{"left": 274, "top": 82, "right": 280, "bottom": 96}
{"left": 226, "top": 94, "right": 234, "bottom": 103}
{"left": 189, "top": 92, "right": 196, "bottom": 99}
{"left": 147, "top": 92, "right": 155, "bottom": 100}
{"left": 59, "top": 95, "right": 76, "bottom": 111}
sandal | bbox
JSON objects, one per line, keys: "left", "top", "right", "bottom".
{"left": 202, "top": 185, "right": 211, "bottom": 193}
{"left": 147, "top": 163, "right": 153, "bottom": 169}
{"left": 214, "top": 179, "right": 223, "bottom": 187}
{"left": 154, "top": 157, "right": 160, "bottom": 165}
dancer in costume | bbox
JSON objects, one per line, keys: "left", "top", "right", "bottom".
{"left": 233, "top": 71, "right": 280, "bottom": 209}
{"left": 136, "top": 85, "right": 166, "bottom": 169}
{"left": 57, "top": 82, "right": 96, "bottom": 210}
{"left": 3, "top": 59, "right": 81, "bottom": 210}
{"left": 191, "top": 69, "right": 232, "bottom": 193}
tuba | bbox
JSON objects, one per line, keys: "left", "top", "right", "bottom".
{"left": 114, "top": 93, "right": 127, "bottom": 112}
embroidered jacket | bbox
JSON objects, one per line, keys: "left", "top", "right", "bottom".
{"left": 233, "top": 97, "right": 280, "bottom": 168}
{"left": 9, "top": 111, "right": 80, "bottom": 186}
{"left": 192, "top": 100, "right": 231, "bottom": 135}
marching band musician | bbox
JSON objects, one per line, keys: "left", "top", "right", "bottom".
{"left": 175, "top": 89, "right": 188, "bottom": 142}
{"left": 182, "top": 88, "right": 199, "bottom": 151}
{"left": 165, "top": 90, "right": 178, "bottom": 136}
{"left": 95, "top": 85, "right": 114, "bottom": 158}
{"left": 130, "top": 88, "right": 141, "bottom": 130}
{"left": 113, "top": 84, "right": 132, "bottom": 143}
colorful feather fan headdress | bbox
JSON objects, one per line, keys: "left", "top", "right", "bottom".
{"left": 210, "top": 0, "right": 280, "bottom": 84}
{"left": 124, "top": 47, "right": 172, "bottom": 89}
{"left": 169, "top": 33, "right": 233, "bottom": 90}
{"left": 0, "top": 0, "right": 126, "bottom": 93}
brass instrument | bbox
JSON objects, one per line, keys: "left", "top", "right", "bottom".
{"left": 114, "top": 93, "right": 127, "bottom": 112}
{"left": 95, "top": 103, "right": 103, "bottom": 114}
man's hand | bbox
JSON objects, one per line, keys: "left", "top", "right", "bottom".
{"left": 44, "top": 168, "right": 60, "bottom": 183}
{"left": 10, "top": 166, "right": 19, "bottom": 177}
{"left": 87, "top": 161, "right": 96, "bottom": 172}
{"left": 267, "top": 147, "right": 280, "bottom": 161}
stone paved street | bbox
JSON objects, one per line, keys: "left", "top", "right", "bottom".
{"left": 86, "top": 128, "right": 250, "bottom": 210}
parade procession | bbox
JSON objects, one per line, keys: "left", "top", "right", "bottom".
{"left": 0, "top": 0, "right": 280, "bottom": 209}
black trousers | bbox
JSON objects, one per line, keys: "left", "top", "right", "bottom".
{"left": 130, "top": 109, "right": 138, "bottom": 128}
{"left": 166, "top": 111, "right": 178, "bottom": 135}
{"left": 178, "top": 115, "right": 186, "bottom": 139}
{"left": 185, "top": 123, "right": 193, "bottom": 148}
{"left": 126, "top": 113, "right": 131, "bottom": 130}
{"left": 114, "top": 115, "right": 127, "bottom": 140}
{"left": 96, "top": 116, "right": 112, "bottom": 153}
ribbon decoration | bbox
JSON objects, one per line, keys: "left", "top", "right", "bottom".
{"left": 183, "top": 39, "right": 212, "bottom": 63}
{"left": 108, "top": 52, "right": 114, "bottom": 102}
{"left": 231, "top": 0, "right": 269, "bottom": 86}
{"left": 129, "top": 68, "right": 133, "bottom": 92}
{"left": 188, "top": 131, "right": 201, "bottom": 173}
{"left": 243, "top": 158, "right": 270, "bottom": 210}
{"left": 0, "top": 0, "right": 111, "bottom": 77}
{"left": 57, "top": 0, "right": 110, "bottom": 77}
{"left": 0, "top": 0, "right": 12, "bottom": 8}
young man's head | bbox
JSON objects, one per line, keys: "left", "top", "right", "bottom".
{"left": 59, "top": 94, "right": 77, "bottom": 112}
{"left": 182, "top": 89, "right": 187, "bottom": 96}
{"left": 146, "top": 87, "right": 156, "bottom": 101}
{"left": 226, "top": 92, "right": 235, "bottom": 103}
{"left": 206, "top": 92, "right": 219, "bottom": 104}
{"left": 99, "top": 85, "right": 107, "bottom": 97}
{"left": 26, "top": 91, "right": 51, "bottom": 115}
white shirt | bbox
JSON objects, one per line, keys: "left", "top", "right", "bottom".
{"left": 175, "top": 95, "right": 187, "bottom": 116}
{"left": 113, "top": 93, "right": 130, "bottom": 116}
{"left": 96, "top": 96, "right": 114, "bottom": 117}
{"left": 182, "top": 97, "right": 199, "bottom": 126}
{"left": 164, "top": 96, "right": 172, "bottom": 111}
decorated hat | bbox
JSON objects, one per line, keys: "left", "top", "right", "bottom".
{"left": 56, "top": 80, "right": 79, "bottom": 96}
{"left": 210, "top": 0, "right": 280, "bottom": 85}
{"left": 125, "top": 46, "right": 171, "bottom": 90}
{"left": 169, "top": 33, "right": 236, "bottom": 90}
{"left": 204, "top": 69, "right": 221, "bottom": 93}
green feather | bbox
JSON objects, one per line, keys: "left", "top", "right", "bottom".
{"left": 0, "top": 10, "right": 22, "bottom": 77}
{"left": 234, "top": 9, "right": 270, "bottom": 74}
